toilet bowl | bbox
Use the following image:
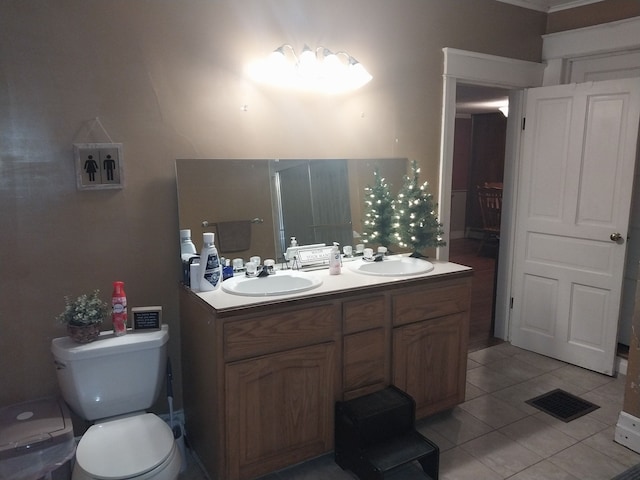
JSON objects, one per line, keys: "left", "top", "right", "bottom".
{"left": 72, "top": 414, "right": 181, "bottom": 480}
{"left": 51, "top": 326, "right": 181, "bottom": 480}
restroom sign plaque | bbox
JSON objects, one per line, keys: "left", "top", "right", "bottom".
{"left": 131, "top": 306, "right": 162, "bottom": 330}
{"left": 74, "top": 143, "right": 124, "bottom": 190}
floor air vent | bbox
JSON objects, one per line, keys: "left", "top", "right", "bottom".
{"left": 526, "top": 389, "right": 599, "bottom": 423}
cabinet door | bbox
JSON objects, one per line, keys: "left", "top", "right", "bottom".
{"left": 343, "top": 328, "right": 387, "bottom": 397}
{"left": 393, "top": 313, "right": 467, "bottom": 419}
{"left": 226, "top": 342, "right": 336, "bottom": 480}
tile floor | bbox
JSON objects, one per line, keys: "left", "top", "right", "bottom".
{"left": 180, "top": 343, "right": 640, "bottom": 480}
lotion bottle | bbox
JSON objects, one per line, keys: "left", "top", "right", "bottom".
{"left": 329, "top": 242, "right": 341, "bottom": 275}
{"left": 199, "top": 232, "right": 222, "bottom": 291}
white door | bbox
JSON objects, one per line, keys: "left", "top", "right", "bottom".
{"left": 510, "top": 78, "right": 640, "bottom": 375}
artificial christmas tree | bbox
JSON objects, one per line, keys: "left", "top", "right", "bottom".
{"left": 394, "top": 160, "right": 446, "bottom": 257}
{"left": 361, "top": 168, "right": 395, "bottom": 248}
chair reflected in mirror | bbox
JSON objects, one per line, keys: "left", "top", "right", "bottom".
{"left": 476, "top": 183, "right": 502, "bottom": 255}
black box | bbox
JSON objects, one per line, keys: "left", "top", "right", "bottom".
{"left": 335, "top": 385, "right": 439, "bottom": 480}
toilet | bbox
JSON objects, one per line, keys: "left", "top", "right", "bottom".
{"left": 51, "top": 325, "right": 182, "bottom": 480}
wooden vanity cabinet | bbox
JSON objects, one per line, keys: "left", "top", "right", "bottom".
{"left": 179, "top": 271, "right": 471, "bottom": 480}
{"left": 223, "top": 304, "right": 339, "bottom": 480}
{"left": 226, "top": 342, "right": 337, "bottom": 480}
{"left": 392, "top": 278, "right": 471, "bottom": 418}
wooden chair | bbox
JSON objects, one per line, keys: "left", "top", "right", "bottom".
{"left": 476, "top": 184, "right": 503, "bottom": 254}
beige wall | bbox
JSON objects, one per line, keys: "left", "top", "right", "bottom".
{"left": 0, "top": 0, "right": 546, "bottom": 414}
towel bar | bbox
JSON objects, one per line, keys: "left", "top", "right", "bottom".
{"left": 201, "top": 218, "right": 263, "bottom": 227}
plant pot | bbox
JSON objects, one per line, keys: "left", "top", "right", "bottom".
{"left": 67, "top": 323, "right": 102, "bottom": 343}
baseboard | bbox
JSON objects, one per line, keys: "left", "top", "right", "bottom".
{"left": 615, "top": 411, "right": 640, "bottom": 453}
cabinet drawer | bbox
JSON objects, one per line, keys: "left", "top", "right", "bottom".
{"left": 392, "top": 281, "right": 470, "bottom": 326}
{"left": 224, "top": 304, "right": 337, "bottom": 361}
{"left": 343, "top": 328, "right": 387, "bottom": 392}
{"left": 343, "top": 296, "right": 386, "bottom": 334}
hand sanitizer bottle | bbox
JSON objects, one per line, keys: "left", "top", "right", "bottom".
{"left": 329, "top": 242, "right": 341, "bottom": 275}
{"left": 199, "top": 232, "right": 222, "bottom": 291}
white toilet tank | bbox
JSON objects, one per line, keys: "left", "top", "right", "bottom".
{"left": 51, "top": 326, "right": 169, "bottom": 421}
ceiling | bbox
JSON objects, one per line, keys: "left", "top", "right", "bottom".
{"left": 495, "top": 0, "right": 603, "bottom": 13}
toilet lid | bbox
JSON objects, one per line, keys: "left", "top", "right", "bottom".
{"left": 76, "top": 413, "right": 174, "bottom": 479}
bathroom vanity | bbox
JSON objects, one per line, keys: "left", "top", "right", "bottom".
{"left": 179, "top": 261, "right": 472, "bottom": 480}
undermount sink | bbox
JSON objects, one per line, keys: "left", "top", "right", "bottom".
{"left": 347, "top": 255, "right": 434, "bottom": 276}
{"left": 221, "top": 271, "right": 323, "bottom": 296}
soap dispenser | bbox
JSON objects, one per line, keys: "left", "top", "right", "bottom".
{"left": 329, "top": 242, "right": 341, "bottom": 275}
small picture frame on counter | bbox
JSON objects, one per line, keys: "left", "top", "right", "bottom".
{"left": 131, "top": 306, "right": 162, "bottom": 330}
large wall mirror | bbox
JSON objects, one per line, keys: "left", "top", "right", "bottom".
{"left": 176, "top": 158, "right": 408, "bottom": 262}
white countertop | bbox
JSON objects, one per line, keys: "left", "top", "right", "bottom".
{"left": 194, "top": 258, "right": 472, "bottom": 312}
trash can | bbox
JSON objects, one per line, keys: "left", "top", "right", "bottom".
{"left": 0, "top": 398, "right": 75, "bottom": 480}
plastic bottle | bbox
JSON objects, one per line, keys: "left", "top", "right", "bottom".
{"left": 199, "top": 232, "right": 222, "bottom": 291}
{"left": 223, "top": 258, "right": 234, "bottom": 281}
{"left": 189, "top": 260, "right": 200, "bottom": 292}
{"left": 329, "top": 242, "right": 342, "bottom": 275}
{"left": 111, "top": 281, "right": 127, "bottom": 336}
{"left": 180, "top": 229, "right": 197, "bottom": 259}
{"left": 180, "top": 229, "right": 199, "bottom": 286}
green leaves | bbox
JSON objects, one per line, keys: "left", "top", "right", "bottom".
{"left": 362, "top": 160, "right": 445, "bottom": 254}
{"left": 362, "top": 168, "right": 396, "bottom": 248}
{"left": 56, "top": 290, "right": 107, "bottom": 326}
{"left": 394, "top": 161, "right": 446, "bottom": 253}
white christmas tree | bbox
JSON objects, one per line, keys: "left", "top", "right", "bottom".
{"left": 393, "top": 160, "right": 446, "bottom": 256}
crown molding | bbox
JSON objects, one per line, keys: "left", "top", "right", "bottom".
{"left": 494, "top": 0, "right": 604, "bottom": 13}
{"left": 542, "top": 16, "right": 640, "bottom": 59}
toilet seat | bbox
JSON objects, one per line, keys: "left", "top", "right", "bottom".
{"left": 75, "top": 413, "right": 176, "bottom": 479}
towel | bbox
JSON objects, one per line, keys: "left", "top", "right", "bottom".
{"left": 216, "top": 221, "right": 252, "bottom": 253}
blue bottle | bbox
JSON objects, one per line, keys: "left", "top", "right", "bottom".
{"left": 223, "top": 258, "right": 234, "bottom": 281}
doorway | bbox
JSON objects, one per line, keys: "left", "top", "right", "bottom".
{"left": 448, "top": 84, "right": 510, "bottom": 350}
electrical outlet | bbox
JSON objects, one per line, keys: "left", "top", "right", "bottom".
{"left": 74, "top": 143, "right": 124, "bottom": 190}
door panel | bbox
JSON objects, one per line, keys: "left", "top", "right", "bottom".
{"left": 511, "top": 78, "right": 640, "bottom": 375}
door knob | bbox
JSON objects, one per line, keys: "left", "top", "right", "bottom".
{"left": 610, "top": 232, "right": 623, "bottom": 242}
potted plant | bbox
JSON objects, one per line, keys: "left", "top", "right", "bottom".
{"left": 56, "top": 290, "right": 107, "bottom": 343}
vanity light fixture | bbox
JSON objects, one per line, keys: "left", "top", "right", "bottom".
{"left": 246, "top": 44, "right": 373, "bottom": 95}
